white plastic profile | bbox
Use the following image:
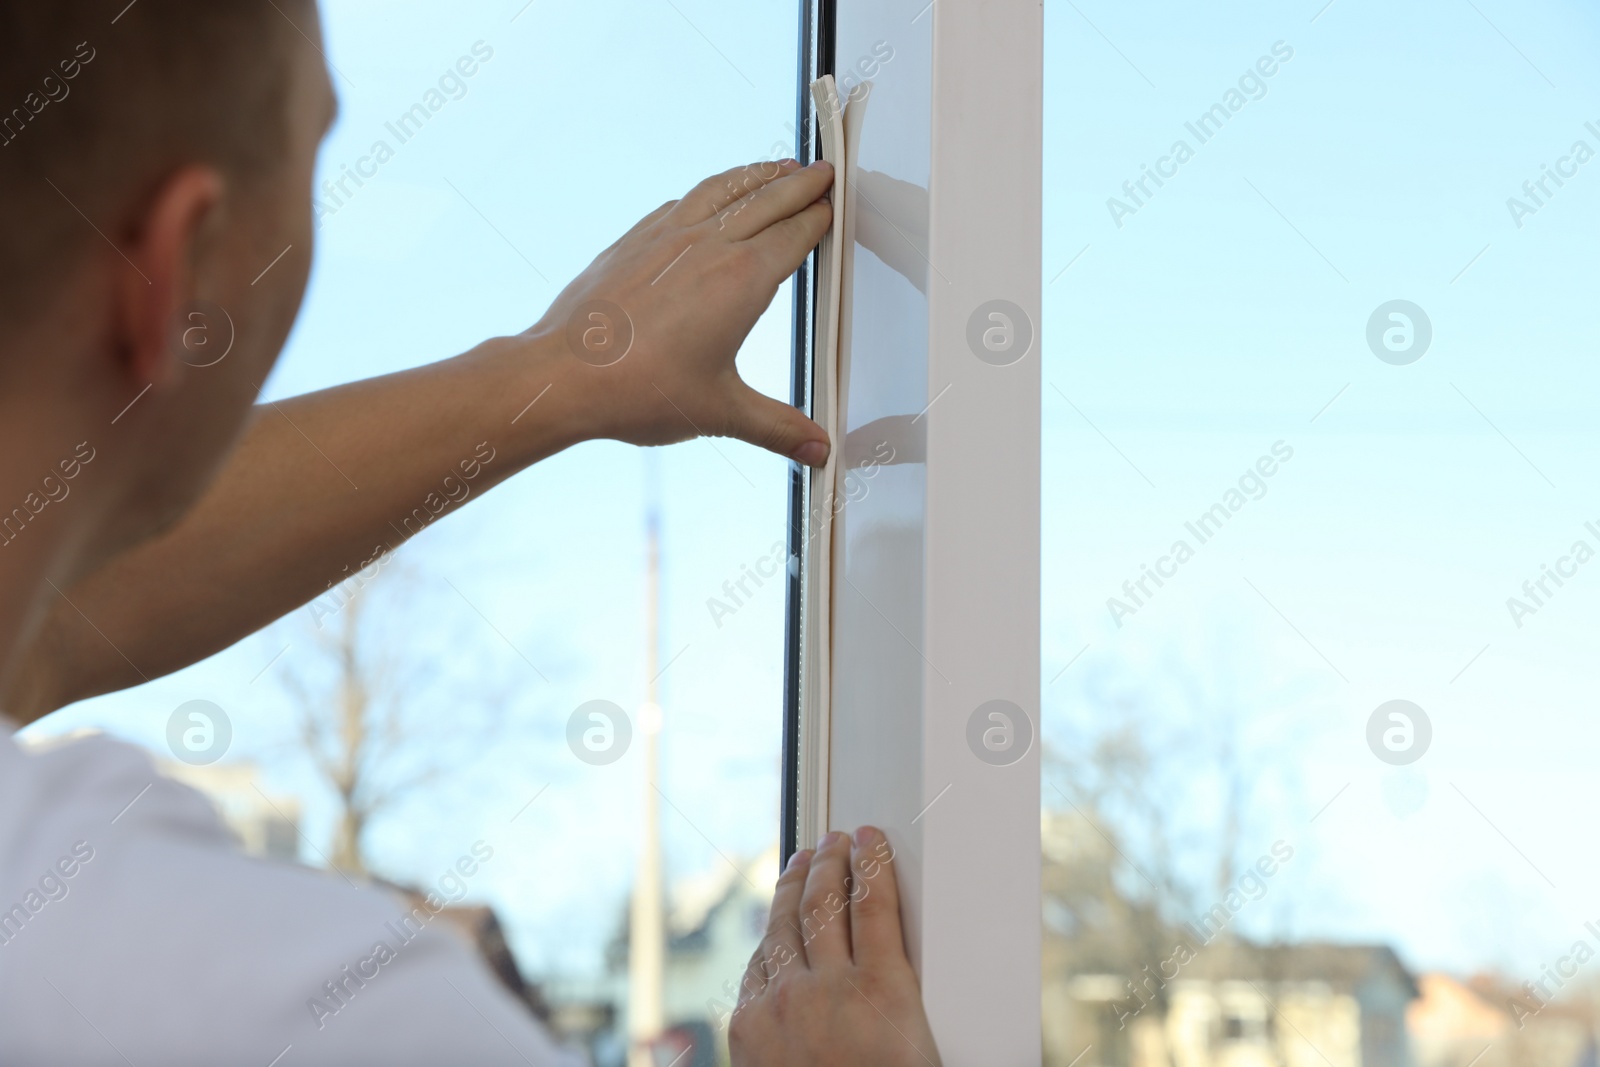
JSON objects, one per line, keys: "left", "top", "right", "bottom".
{"left": 802, "top": 2, "right": 1043, "bottom": 1063}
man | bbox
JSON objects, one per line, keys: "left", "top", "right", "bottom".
{"left": 0, "top": 2, "right": 943, "bottom": 1064}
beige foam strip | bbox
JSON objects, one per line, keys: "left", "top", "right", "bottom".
{"left": 800, "top": 75, "right": 846, "bottom": 847}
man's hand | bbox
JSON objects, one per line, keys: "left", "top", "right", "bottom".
{"left": 3, "top": 159, "right": 837, "bottom": 723}
{"left": 730, "top": 826, "right": 943, "bottom": 1067}
{"left": 533, "top": 158, "right": 834, "bottom": 466}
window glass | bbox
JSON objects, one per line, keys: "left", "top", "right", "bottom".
{"left": 1044, "top": 4, "right": 1600, "bottom": 1064}
{"left": 22, "top": 2, "right": 801, "bottom": 1062}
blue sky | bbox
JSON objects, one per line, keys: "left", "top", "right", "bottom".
{"left": 1043, "top": 0, "right": 1600, "bottom": 978}
{"left": 32, "top": 0, "right": 809, "bottom": 979}
{"left": 24, "top": 0, "right": 1600, "bottom": 986}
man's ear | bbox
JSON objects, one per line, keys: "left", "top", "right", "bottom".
{"left": 115, "top": 165, "right": 225, "bottom": 391}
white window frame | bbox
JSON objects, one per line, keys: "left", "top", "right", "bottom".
{"left": 784, "top": 0, "right": 1042, "bottom": 1060}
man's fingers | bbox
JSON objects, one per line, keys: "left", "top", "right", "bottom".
{"left": 742, "top": 845, "right": 812, "bottom": 1001}
{"left": 744, "top": 198, "right": 833, "bottom": 279}
{"left": 847, "top": 826, "right": 910, "bottom": 972}
{"left": 713, "top": 161, "right": 835, "bottom": 242}
{"left": 670, "top": 159, "right": 803, "bottom": 226}
{"left": 604, "top": 199, "right": 677, "bottom": 254}
{"left": 724, "top": 380, "right": 830, "bottom": 467}
{"left": 797, "top": 831, "right": 854, "bottom": 970}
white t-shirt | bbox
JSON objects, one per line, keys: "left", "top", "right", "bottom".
{"left": 0, "top": 720, "right": 587, "bottom": 1066}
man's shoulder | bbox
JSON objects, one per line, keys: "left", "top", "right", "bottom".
{"left": 0, "top": 728, "right": 583, "bottom": 1067}
{"left": 0, "top": 726, "right": 229, "bottom": 854}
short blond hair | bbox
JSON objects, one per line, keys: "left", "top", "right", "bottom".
{"left": 0, "top": 0, "right": 309, "bottom": 325}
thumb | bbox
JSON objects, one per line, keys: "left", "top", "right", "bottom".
{"left": 724, "top": 381, "right": 831, "bottom": 466}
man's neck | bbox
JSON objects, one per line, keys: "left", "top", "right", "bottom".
{"left": 0, "top": 411, "right": 106, "bottom": 709}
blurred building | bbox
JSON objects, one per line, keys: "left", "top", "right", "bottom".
{"left": 157, "top": 758, "right": 302, "bottom": 862}
{"left": 657, "top": 847, "right": 779, "bottom": 1027}
{"left": 1410, "top": 972, "right": 1597, "bottom": 1067}
{"left": 386, "top": 888, "right": 557, "bottom": 1024}
{"left": 1043, "top": 806, "right": 1420, "bottom": 1067}
{"left": 546, "top": 848, "right": 778, "bottom": 1067}
{"left": 1057, "top": 943, "right": 1417, "bottom": 1067}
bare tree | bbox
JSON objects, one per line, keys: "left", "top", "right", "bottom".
{"left": 1042, "top": 634, "right": 1324, "bottom": 1067}
{"left": 276, "top": 566, "right": 510, "bottom": 876}
{"left": 1050, "top": 634, "right": 1317, "bottom": 919}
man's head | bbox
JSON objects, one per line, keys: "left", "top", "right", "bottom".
{"left": 0, "top": 0, "right": 333, "bottom": 579}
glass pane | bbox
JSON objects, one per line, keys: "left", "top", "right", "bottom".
{"left": 1044, "top": 4, "right": 1598, "bottom": 1066}
{"left": 20, "top": 2, "right": 800, "bottom": 1063}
